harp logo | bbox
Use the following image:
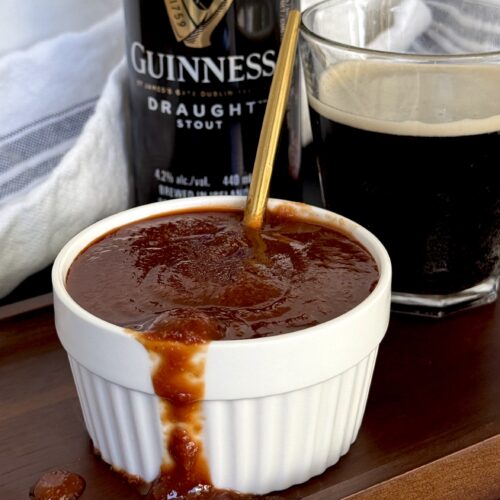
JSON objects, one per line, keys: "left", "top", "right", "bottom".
{"left": 165, "top": 0, "right": 233, "bottom": 48}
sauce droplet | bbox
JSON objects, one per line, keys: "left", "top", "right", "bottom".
{"left": 30, "top": 470, "right": 85, "bottom": 500}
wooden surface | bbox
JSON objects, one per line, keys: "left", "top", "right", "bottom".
{"left": 1, "top": 300, "right": 500, "bottom": 499}
{"left": 345, "top": 435, "right": 500, "bottom": 500}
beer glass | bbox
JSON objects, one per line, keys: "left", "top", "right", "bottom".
{"left": 300, "top": 0, "right": 500, "bottom": 316}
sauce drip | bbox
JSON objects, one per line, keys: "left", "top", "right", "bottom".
{"left": 134, "top": 329, "right": 211, "bottom": 497}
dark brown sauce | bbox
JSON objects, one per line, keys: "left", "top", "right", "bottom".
{"left": 66, "top": 209, "right": 379, "bottom": 498}
{"left": 30, "top": 470, "right": 85, "bottom": 500}
{"left": 67, "top": 210, "right": 378, "bottom": 339}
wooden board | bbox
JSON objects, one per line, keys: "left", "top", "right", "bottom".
{"left": 1, "top": 300, "right": 500, "bottom": 499}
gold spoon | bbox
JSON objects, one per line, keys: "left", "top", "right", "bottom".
{"left": 243, "top": 10, "right": 301, "bottom": 230}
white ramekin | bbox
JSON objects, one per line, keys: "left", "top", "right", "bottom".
{"left": 52, "top": 196, "right": 391, "bottom": 495}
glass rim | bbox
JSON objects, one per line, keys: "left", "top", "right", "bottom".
{"left": 300, "top": 0, "right": 500, "bottom": 61}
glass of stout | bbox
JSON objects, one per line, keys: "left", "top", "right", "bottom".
{"left": 300, "top": 0, "right": 500, "bottom": 316}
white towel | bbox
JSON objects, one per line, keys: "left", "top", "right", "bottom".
{"left": 0, "top": 0, "right": 121, "bottom": 57}
{"left": 0, "top": 0, "right": 497, "bottom": 298}
{"left": 0, "top": 6, "right": 129, "bottom": 298}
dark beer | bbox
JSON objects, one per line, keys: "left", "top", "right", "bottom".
{"left": 123, "top": 0, "right": 301, "bottom": 205}
{"left": 309, "top": 61, "right": 500, "bottom": 295}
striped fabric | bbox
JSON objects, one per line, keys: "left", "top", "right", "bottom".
{"left": 0, "top": 8, "right": 124, "bottom": 210}
{"left": 0, "top": 98, "right": 97, "bottom": 202}
{"left": 411, "top": 0, "right": 500, "bottom": 54}
{"left": 0, "top": 9, "right": 128, "bottom": 298}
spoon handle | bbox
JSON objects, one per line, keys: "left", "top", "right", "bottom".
{"left": 243, "top": 10, "right": 301, "bottom": 230}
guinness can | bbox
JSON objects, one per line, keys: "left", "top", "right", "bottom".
{"left": 123, "top": 0, "right": 301, "bottom": 205}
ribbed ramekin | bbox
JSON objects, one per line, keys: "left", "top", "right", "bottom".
{"left": 52, "top": 196, "right": 391, "bottom": 494}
